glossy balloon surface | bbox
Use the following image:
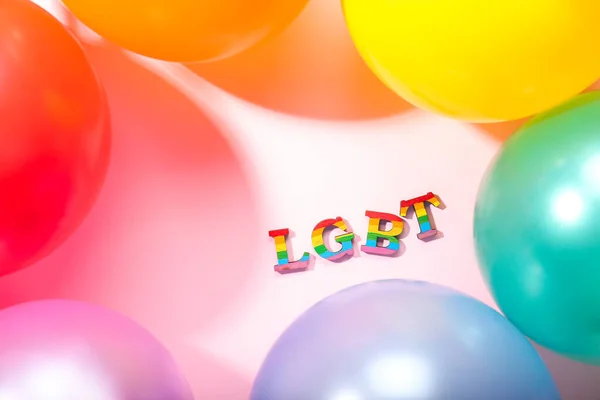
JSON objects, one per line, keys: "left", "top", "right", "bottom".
{"left": 342, "top": 0, "right": 600, "bottom": 122}
{"left": 475, "top": 91, "right": 600, "bottom": 364}
{"left": 0, "top": 0, "right": 110, "bottom": 277}
{"left": 0, "top": 300, "right": 193, "bottom": 399}
{"left": 63, "top": 0, "right": 309, "bottom": 62}
{"left": 251, "top": 280, "right": 559, "bottom": 399}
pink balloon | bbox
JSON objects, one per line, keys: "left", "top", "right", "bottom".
{"left": 0, "top": 300, "right": 193, "bottom": 399}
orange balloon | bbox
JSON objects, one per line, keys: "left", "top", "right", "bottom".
{"left": 63, "top": 0, "right": 309, "bottom": 62}
{"left": 188, "top": 0, "right": 411, "bottom": 120}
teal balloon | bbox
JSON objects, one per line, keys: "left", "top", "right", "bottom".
{"left": 474, "top": 91, "right": 600, "bottom": 365}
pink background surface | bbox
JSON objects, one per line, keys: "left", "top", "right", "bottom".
{"left": 10, "top": 1, "right": 600, "bottom": 398}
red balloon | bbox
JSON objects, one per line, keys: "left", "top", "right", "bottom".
{"left": 0, "top": 0, "right": 110, "bottom": 277}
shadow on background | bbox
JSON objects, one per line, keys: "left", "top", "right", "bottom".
{"left": 474, "top": 80, "right": 600, "bottom": 142}
{"left": 535, "top": 344, "right": 600, "bottom": 399}
{"left": 188, "top": 0, "right": 412, "bottom": 121}
{"left": 0, "top": 42, "right": 260, "bottom": 398}
{"left": 170, "top": 345, "right": 252, "bottom": 399}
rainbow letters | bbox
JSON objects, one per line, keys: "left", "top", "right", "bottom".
{"left": 268, "top": 192, "right": 443, "bottom": 274}
{"left": 400, "top": 192, "right": 441, "bottom": 240}
{"left": 361, "top": 211, "right": 404, "bottom": 256}
{"left": 268, "top": 229, "right": 311, "bottom": 273}
{"left": 311, "top": 217, "right": 355, "bottom": 261}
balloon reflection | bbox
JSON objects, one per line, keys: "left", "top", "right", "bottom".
{"left": 552, "top": 189, "right": 584, "bottom": 224}
{"left": 583, "top": 155, "right": 600, "bottom": 187}
{"left": 366, "top": 354, "right": 432, "bottom": 398}
{"left": 330, "top": 389, "right": 362, "bottom": 400}
{"left": 0, "top": 357, "right": 116, "bottom": 400}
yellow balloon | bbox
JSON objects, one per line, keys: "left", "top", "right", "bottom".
{"left": 342, "top": 0, "right": 600, "bottom": 122}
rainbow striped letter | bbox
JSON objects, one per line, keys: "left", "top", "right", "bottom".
{"left": 311, "top": 217, "right": 355, "bottom": 261}
{"left": 268, "top": 229, "right": 311, "bottom": 274}
{"left": 360, "top": 211, "right": 404, "bottom": 256}
{"left": 400, "top": 192, "right": 442, "bottom": 240}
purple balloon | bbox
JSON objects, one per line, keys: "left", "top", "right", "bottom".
{"left": 252, "top": 280, "right": 560, "bottom": 400}
{"left": 0, "top": 300, "right": 193, "bottom": 399}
